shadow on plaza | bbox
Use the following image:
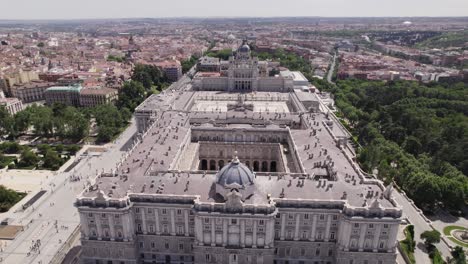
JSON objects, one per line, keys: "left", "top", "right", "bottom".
{"left": 119, "top": 132, "right": 137, "bottom": 152}
{"left": 426, "top": 207, "right": 467, "bottom": 224}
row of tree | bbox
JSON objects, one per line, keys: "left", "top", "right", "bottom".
{"left": 316, "top": 79, "right": 467, "bottom": 212}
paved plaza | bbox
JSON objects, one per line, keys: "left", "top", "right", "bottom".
{"left": 0, "top": 120, "right": 137, "bottom": 264}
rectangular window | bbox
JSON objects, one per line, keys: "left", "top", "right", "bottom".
{"left": 179, "top": 243, "right": 184, "bottom": 250}
{"left": 354, "top": 223, "right": 359, "bottom": 228}
{"left": 332, "top": 215, "right": 338, "bottom": 220}
{"left": 288, "top": 214, "right": 294, "bottom": 219}
{"left": 231, "top": 219, "right": 237, "bottom": 225}
{"left": 383, "top": 224, "right": 389, "bottom": 229}
{"left": 161, "top": 208, "right": 167, "bottom": 214}
{"left": 151, "top": 242, "right": 155, "bottom": 248}
{"left": 319, "top": 214, "right": 325, "bottom": 220}
{"left": 177, "top": 209, "right": 182, "bottom": 215}
{"left": 147, "top": 208, "right": 152, "bottom": 214}
{"left": 135, "top": 208, "right": 140, "bottom": 213}
{"left": 369, "top": 224, "right": 374, "bottom": 229}
{"left": 204, "top": 218, "right": 210, "bottom": 224}
{"left": 139, "top": 242, "right": 144, "bottom": 248}
{"left": 304, "top": 214, "right": 309, "bottom": 220}
{"left": 205, "top": 254, "right": 211, "bottom": 261}
{"left": 259, "top": 220, "right": 264, "bottom": 226}
{"left": 165, "top": 242, "right": 169, "bottom": 249}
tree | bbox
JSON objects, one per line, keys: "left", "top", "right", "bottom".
{"left": 96, "top": 126, "right": 117, "bottom": 144}
{"left": 42, "top": 150, "right": 63, "bottom": 170}
{"left": 19, "top": 149, "right": 38, "bottom": 168}
{"left": 0, "top": 106, "right": 15, "bottom": 137}
{"left": 450, "top": 246, "right": 466, "bottom": 264}
{"left": 37, "top": 42, "right": 45, "bottom": 48}
{"left": 420, "top": 230, "right": 441, "bottom": 245}
{"left": 117, "top": 81, "right": 146, "bottom": 111}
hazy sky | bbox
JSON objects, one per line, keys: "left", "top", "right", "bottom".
{"left": 0, "top": 0, "right": 467, "bottom": 20}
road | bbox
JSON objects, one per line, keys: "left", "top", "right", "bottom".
{"left": 0, "top": 120, "right": 137, "bottom": 264}
{"left": 326, "top": 52, "right": 337, "bottom": 84}
{"left": 393, "top": 191, "right": 453, "bottom": 263}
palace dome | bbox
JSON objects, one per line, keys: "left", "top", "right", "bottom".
{"left": 216, "top": 157, "right": 254, "bottom": 188}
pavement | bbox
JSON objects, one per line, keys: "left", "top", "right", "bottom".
{"left": 0, "top": 119, "right": 137, "bottom": 264}
{"left": 392, "top": 191, "right": 454, "bottom": 263}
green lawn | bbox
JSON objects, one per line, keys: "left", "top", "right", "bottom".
{"left": 443, "top": 225, "right": 468, "bottom": 248}
{"left": 399, "top": 241, "right": 416, "bottom": 264}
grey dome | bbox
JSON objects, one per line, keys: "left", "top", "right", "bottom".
{"left": 238, "top": 44, "right": 250, "bottom": 53}
{"left": 216, "top": 157, "right": 254, "bottom": 187}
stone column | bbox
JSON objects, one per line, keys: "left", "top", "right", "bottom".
{"left": 184, "top": 210, "right": 189, "bottom": 237}
{"left": 280, "top": 215, "right": 286, "bottom": 240}
{"left": 324, "top": 215, "right": 331, "bottom": 242}
{"left": 211, "top": 218, "right": 216, "bottom": 246}
{"left": 223, "top": 218, "right": 228, "bottom": 246}
{"left": 387, "top": 224, "right": 399, "bottom": 252}
{"left": 95, "top": 215, "right": 103, "bottom": 240}
{"left": 123, "top": 213, "right": 133, "bottom": 241}
{"left": 170, "top": 209, "right": 176, "bottom": 235}
{"left": 155, "top": 209, "right": 161, "bottom": 235}
{"left": 141, "top": 209, "right": 147, "bottom": 234}
{"left": 343, "top": 223, "right": 352, "bottom": 251}
{"left": 294, "top": 214, "right": 300, "bottom": 240}
{"left": 253, "top": 220, "right": 257, "bottom": 248}
{"left": 358, "top": 224, "right": 367, "bottom": 251}
{"left": 372, "top": 224, "right": 382, "bottom": 252}
{"left": 108, "top": 215, "right": 116, "bottom": 241}
{"left": 240, "top": 219, "right": 245, "bottom": 247}
{"left": 310, "top": 215, "right": 317, "bottom": 241}
{"left": 265, "top": 220, "right": 274, "bottom": 248}
{"left": 80, "top": 213, "right": 90, "bottom": 239}
{"left": 194, "top": 216, "right": 203, "bottom": 245}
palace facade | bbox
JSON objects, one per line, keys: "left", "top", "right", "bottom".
{"left": 75, "top": 42, "right": 402, "bottom": 264}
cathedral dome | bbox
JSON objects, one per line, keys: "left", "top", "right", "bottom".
{"left": 216, "top": 157, "right": 254, "bottom": 188}
{"left": 238, "top": 43, "right": 250, "bottom": 53}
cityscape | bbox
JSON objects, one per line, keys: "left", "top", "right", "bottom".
{"left": 0, "top": 2, "right": 467, "bottom": 264}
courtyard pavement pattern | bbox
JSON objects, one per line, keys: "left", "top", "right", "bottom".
{"left": 0, "top": 120, "right": 137, "bottom": 264}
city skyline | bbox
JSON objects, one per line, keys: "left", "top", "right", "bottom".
{"left": 0, "top": 0, "right": 467, "bottom": 20}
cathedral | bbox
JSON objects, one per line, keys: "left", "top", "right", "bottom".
{"left": 192, "top": 41, "right": 294, "bottom": 92}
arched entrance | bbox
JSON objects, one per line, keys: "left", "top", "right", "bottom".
{"left": 200, "top": 159, "right": 207, "bottom": 170}
{"left": 270, "top": 161, "right": 277, "bottom": 172}
{"left": 210, "top": 160, "right": 216, "bottom": 170}
{"left": 253, "top": 161, "right": 259, "bottom": 172}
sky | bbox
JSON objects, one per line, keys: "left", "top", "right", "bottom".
{"left": 0, "top": 0, "right": 467, "bottom": 20}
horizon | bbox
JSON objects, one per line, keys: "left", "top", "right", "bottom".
{"left": 0, "top": 0, "right": 467, "bottom": 20}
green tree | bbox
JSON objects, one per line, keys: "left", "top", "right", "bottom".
{"left": 420, "top": 230, "right": 441, "bottom": 245}
{"left": 96, "top": 126, "right": 117, "bottom": 144}
{"left": 0, "top": 106, "right": 15, "bottom": 137}
{"left": 450, "top": 246, "right": 466, "bottom": 264}
{"left": 117, "top": 81, "right": 146, "bottom": 111}
{"left": 19, "top": 149, "right": 38, "bottom": 168}
{"left": 42, "top": 150, "right": 63, "bottom": 170}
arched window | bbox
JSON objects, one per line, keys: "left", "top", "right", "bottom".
{"left": 261, "top": 161, "right": 268, "bottom": 172}
{"left": 253, "top": 161, "right": 259, "bottom": 172}
{"left": 209, "top": 160, "right": 216, "bottom": 170}
{"left": 218, "top": 160, "right": 225, "bottom": 170}
{"left": 270, "top": 161, "right": 277, "bottom": 172}
{"left": 200, "top": 159, "right": 208, "bottom": 170}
